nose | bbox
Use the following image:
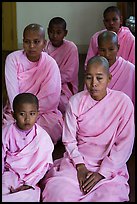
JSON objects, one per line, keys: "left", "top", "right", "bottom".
{"left": 103, "top": 50, "right": 110, "bottom": 58}
{"left": 91, "top": 78, "right": 97, "bottom": 87}
{"left": 52, "top": 32, "right": 57, "bottom": 39}
{"left": 29, "top": 41, "right": 35, "bottom": 48}
{"left": 25, "top": 114, "right": 30, "bottom": 121}
{"left": 109, "top": 20, "right": 114, "bottom": 25}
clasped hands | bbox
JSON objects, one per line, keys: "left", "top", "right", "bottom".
{"left": 76, "top": 163, "right": 104, "bottom": 194}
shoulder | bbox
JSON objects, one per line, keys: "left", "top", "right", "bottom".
{"left": 109, "top": 89, "right": 134, "bottom": 109}
{"left": 2, "top": 123, "right": 14, "bottom": 141}
{"left": 64, "top": 39, "right": 76, "bottom": 46}
{"left": 120, "top": 26, "right": 134, "bottom": 35}
{"left": 69, "top": 90, "right": 88, "bottom": 105}
{"left": 35, "top": 124, "right": 54, "bottom": 141}
{"left": 34, "top": 124, "right": 54, "bottom": 150}
{"left": 35, "top": 123, "right": 49, "bottom": 135}
{"left": 65, "top": 91, "right": 88, "bottom": 115}
{"left": 6, "top": 50, "right": 23, "bottom": 60}
{"left": 3, "top": 123, "right": 14, "bottom": 132}
{"left": 118, "top": 57, "right": 135, "bottom": 70}
{"left": 63, "top": 40, "right": 78, "bottom": 51}
{"left": 41, "top": 51, "right": 58, "bottom": 65}
{"left": 119, "top": 26, "right": 135, "bottom": 39}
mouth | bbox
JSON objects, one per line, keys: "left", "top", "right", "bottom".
{"left": 90, "top": 89, "right": 98, "bottom": 94}
{"left": 24, "top": 124, "right": 32, "bottom": 131}
{"left": 29, "top": 50, "right": 37, "bottom": 54}
{"left": 51, "top": 40, "right": 62, "bottom": 47}
{"left": 108, "top": 27, "right": 116, "bottom": 32}
{"left": 24, "top": 123, "right": 31, "bottom": 127}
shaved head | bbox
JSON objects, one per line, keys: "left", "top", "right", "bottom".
{"left": 86, "top": 55, "right": 110, "bottom": 74}
{"left": 13, "top": 93, "right": 39, "bottom": 112}
{"left": 103, "top": 6, "right": 121, "bottom": 18}
{"left": 98, "top": 30, "right": 118, "bottom": 47}
{"left": 23, "top": 23, "right": 45, "bottom": 38}
{"left": 48, "top": 17, "right": 67, "bottom": 30}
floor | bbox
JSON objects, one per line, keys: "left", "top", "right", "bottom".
{"left": 2, "top": 51, "right": 135, "bottom": 202}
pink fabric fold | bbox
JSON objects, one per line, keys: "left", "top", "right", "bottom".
{"left": 42, "top": 89, "right": 134, "bottom": 202}
{"left": 108, "top": 57, "right": 135, "bottom": 105}
{"left": 3, "top": 50, "right": 63, "bottom": 144}
{"left": 45, "top": 40, "right": 79, "bottom": 113}
{"left": 2, "top": 123, "right": 54, "bottom": 202}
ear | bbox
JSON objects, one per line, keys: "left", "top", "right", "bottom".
{"left": 64, "top": 30, "right": 68, "bottom": 37}
{"left": 108, "top": 73, "right": 112, "bottom": 83}
{"left": 43, "top": 39, "right": 47, "bottom": 46}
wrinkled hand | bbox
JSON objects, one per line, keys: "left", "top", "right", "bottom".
{"left": 76, "top": 163, "right": 91, "bottom": 193}
{"left": 82, "top": 172, "right": 104, "bottom": 194}
{"left": 9, "top": 185, "right": 34, "bottom": 194}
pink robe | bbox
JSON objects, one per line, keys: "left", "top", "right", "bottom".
{"left": 3, "top": 50, "right": 63, "bottom": 144}
{"left": 42, "top": 89, "right": 134, "bottom": 202}
{"left": 108, "top": 57, "right": 135, "bottom": 105}
{"left": 45, "top": 39, "right": 79, "bottom": 114}
{"left": 2, "top": 123, "right": 54, "bottom": 202}
{"left": 85, "top": 26, "right": 135, "bottom": 67}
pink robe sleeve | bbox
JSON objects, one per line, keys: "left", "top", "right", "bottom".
{"left": 118, "top": 27, "right": 135, "bottom": 65}
{"left": 35, "top": 57, "right": 61, "bottom": 113}
{"left": 5, "top": 53, "right": 20, "bottom": 108}
{"left": 60, "top": 44, "right": 79, "bottom": 87}
{"left": 98, "top": 99, "right": 135, "bottom": 179}
{"left": 62, "top": 98, "right": 84, "bottom": 166}
{"left": 125, "top": 33, "right": 135, "bottom": 64}
{"left": 46, "top": 40, "right": 79, "bottom": 94}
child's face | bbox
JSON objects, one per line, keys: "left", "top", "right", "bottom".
{"left": 48, "top": 24, "right": 67, "bottom": 47}
{"left": 98, "top": 39, "right": 119, "bottom": 66}
{"left": 23, "top": 30, "right": 46, "bottom": 62}
{"left": 13, "top": 103, "right": 38, "bottom": 131}
{"left": 103, "top": 11, "right": 122, "bottom": 33}
{"left": 85, "top": 63, "right": 111, "bottom": 101}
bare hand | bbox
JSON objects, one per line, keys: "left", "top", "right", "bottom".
{"left": 82, "top": 172, "right": 104, "bottom": 194}
{"left": 9, "top": 185, "right": 34, "bottom": 194}
{"left": 76, "top": 163, "right": 91, "bottom": 193}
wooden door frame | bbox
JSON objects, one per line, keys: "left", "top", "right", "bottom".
{"left": 2, "top": 2, "right": 17, "bottom": 51}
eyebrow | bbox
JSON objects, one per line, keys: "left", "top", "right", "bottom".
{"left": 18, "top": 109, "right": 37, "bottom": 112}
{"left": 23, "top": 38, "right": 40, "bottom": 40}
{"left": 86, "top": 73, "right": 104, "bottom": 75}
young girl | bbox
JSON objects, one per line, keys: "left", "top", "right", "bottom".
{"left": 2, "top": 93, "right": 54, "bottom": 202}
{"left": 45, "top": 17, "right": 79, "bottom": 115}
{"left": 85, "top": 6, "right": 135, "bottom": 67}
{"left": 42, "top": 56, "right": 134, "bottom": 202}
{"left": 3, "top": 23, "right": 63, "bottom": 144}
{"left": 97, "top": 30, "right": 135, "bottom": 105}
